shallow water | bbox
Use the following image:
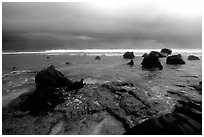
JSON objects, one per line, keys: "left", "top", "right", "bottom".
{"left": 2, "top": 53, "right": 202, "bottom": 107}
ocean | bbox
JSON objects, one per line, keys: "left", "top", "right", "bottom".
{"left": 2, "top": 49, "right": 202, "bottom": 107}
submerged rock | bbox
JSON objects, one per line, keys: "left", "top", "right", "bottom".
{"left": 123, "top": 52, "right": 135, "bottom": 59}
{"left": 141, "top": 51, "right": 163, "bottom": 70}
{"left": 127, "top": 59, "right": 134, "bottom": 66}
{"left": 95, "top": 56, "right": 101, "bottom": 60}
{"left": 188, "top": 55, "right": 200, "bottom": 60}
{"left": 160, "top": 48, "right": 172, "bottom": 55}
{"left": 35, "top": 65, "right": 73, "bottom": 88}
{"left": 166, "top": 54, "right": 185, "bottom": 65}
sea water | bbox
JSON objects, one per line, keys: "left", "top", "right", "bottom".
{"left": 2, "top": 49, "right": 202, "bottom": 107}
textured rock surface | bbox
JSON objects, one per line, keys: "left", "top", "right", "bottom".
{"left": 160, "top": 48, "right": 172, "bottom": 55}
{"left": 166, "top": 54, "right": 185, "bottom": 65}
{"left": 141, "top": 51, "right": 163, "bottom": 70}
{"left": 188, "top": 55, "right": 200, "bottom": 60}
{"left": 123, "top": 52, "right": 135, "bottom": 59}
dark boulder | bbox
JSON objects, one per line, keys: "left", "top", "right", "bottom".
{"left": 69, "top": 79, "right": 86, "bottom": 91}
{"left": 66, "top": 62, "right": 71, "bottom": 65}
{"left": 150, "top": 51, "right": 166, "bottom": 58}
{"left": 35, "top": 65, "right": 73, "bottom": 88}
{"left": 166, "top": 54, "right": 185, "bottom": 65}
{"left": 31, "top": 87, "right": 66, "bottom": 111}
{"left": 141, "top": 51, "right": 163, "bottom": 70}
{"left": 12, "top": 67, "right": 17, "bottom": 71}
{"left": 47, "top": 56, "right": 50, "bottom": 59}
{"left": 142, "top": 53, "right": 148, "bottom": 57}
{"left": 123, "top": 52, "right": 135, "bottom": 59}
{"left": 188, "top": 55, "right": 200, "bottom": 60}
{"left": 160, "top": 48, "right": 172, "bottom": 55}
{"left": 95, "top": 56, "right": 101, "bottom": 60}
{"left": 127, "top": 59, "right": 134, "bottom": 66}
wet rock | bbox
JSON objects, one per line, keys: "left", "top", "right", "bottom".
{"left": 142, "top": 53, "right": 148, "bottom": 57}
{"left": 66, "top": 62, "right": 71, "bottom": 65}
{"left": 188, "top": 55, "right": 200, "bottom": 60}
{"left": 95, "top": 56, "right": 101, "bottom": 60}
{"left": 69, "top": 79, "right": 86, "bottom": 91}
{"left": 166, "top": 54, "right": 185, "bottom": 65}
{"left": 123, "top": 52, "right": 135, "bottom": 59}
{"left": 12, "top": 67, "right": 17, "bottom": 71}
{"left": 160, "top": 48, "right": 172, "bottom": 55}
{"left": 127, "top": 59, "right": 134, "bottom": 66}
{"left": 174, "top": 100, "right": 202, "bottom": 123}
{"left": 35, "top": 65, "right": 73, "bottom": 88}
{"left": 149, "top": 51, "right": 166, "bottom": 58}
{"left": 189, "top": 81, "right": 202, "bottom": 93}
{"left": 124, "top": 112, "right": 201, "bottom": 135}
{"left": 124, "top": 100, "right": 202, "bottom": 135}
{"left": 141, "top": 51, "right": 163, "bottom": 70}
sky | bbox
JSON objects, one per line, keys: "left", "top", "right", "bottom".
{"left": 2, "top": 0, "right": 202, "bottom": 51}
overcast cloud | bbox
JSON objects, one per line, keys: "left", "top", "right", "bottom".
{"left": 2, "top": 1, "right": 202, "bottom": 51}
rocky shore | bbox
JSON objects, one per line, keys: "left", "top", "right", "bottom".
{"left": 2, "top": 49, "right": 202, "bottom": 135}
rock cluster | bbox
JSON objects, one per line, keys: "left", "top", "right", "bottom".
{"left": 141, "top": 51, "right": 163, "bottom": 70}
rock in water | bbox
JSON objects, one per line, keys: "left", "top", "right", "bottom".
{"left": 124, "top": 100, "right": 202, "bottom": 135}
{"left": 66, "top": 62, "right": 71, "bottom": 65}
{"left": 188, "top": 55, "right": 200, "bottom": 60}
{"left": 149, "top": 51, "right": 166, "bottom": 58}
{"left": 160, "top": 48, "right": 172, "bottom": 55}
{"left": 190, "top": 81, "right": 202, "bottom": 93}
{"left": 123, "top": 52, "right": 135, "bottom": 59}
{"left": 35, "top": 65, "right": 73, "bottom": 88}
{"left": 141, "top": 51, "right": 163, "bottom": 70}
{"left": 142, "top": 53, "right": 148, "bottom": 57}
{"left": 12, "top": 66, "right": 17, "bottom": 71}
{"left": 95, "top": 56, "right": 101, "bottom": 60}
{"left": 69, "top": 79, "right": 86, "bottom": 91}
{"left": 166, "top": 54, "right": 185, "bottom": 65}
{"left": 127, "top": 59, "right": 134, "bottom": 66}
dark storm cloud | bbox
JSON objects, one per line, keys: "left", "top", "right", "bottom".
{"left": 2, "top": 1, "right": 202, "bottom": 50}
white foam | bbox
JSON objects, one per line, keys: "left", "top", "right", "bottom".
{"left": 3, "top": 49, "right": 202, "bottom": 56}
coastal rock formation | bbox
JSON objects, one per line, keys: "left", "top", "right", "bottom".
{"left": 127, "top": 59, "right": 134, "bottom": 66}
{"left": 95, "top": 56, "right": 101, "bottom": 60}
{"left": 188, "top": 55, "right": 200, "bottom": 60}
{"left": 3, "top": 78, "right": 202, "bottom": 135}
{"left": 150, "top": 51, "right": 166, "bottom": 58}
{"left": 160, "top": 48, "right": 172, "bottom": 55}
{"left": 123, "top": 52, "right": 135, "bottom": 59}
{"left": 141, "top": 51, "right": 163, "bottom": 70}
{"left": 142, "top": 53, "right": 148, "bottom": 57}
{"left": 190, "top": 81, "right": 202, "bottom": 94}
{"left": 35, "top": 65, "right": 73, "bottom": 88}
{"left": 124, "top": 100, "right": 202, "bottom": 135}
{"left": 166, "top": 54, "right": 185, "bottom": 65}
